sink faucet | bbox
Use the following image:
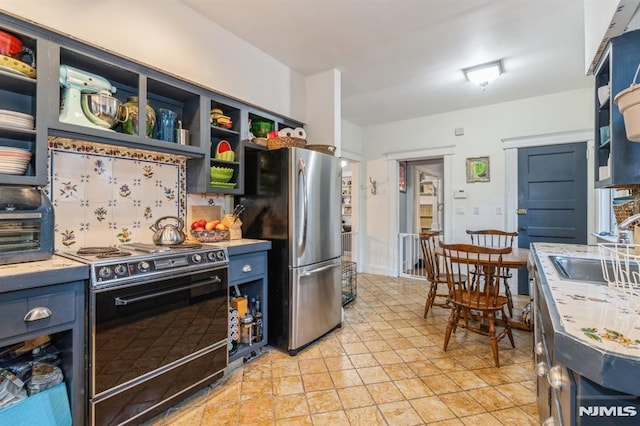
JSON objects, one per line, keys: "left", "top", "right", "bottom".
{"left": 617, "top": 212, "right": 640, "bottom": 243}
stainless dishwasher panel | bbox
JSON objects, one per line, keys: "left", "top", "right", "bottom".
{"left": 289, "top": 257, "right": 342, "bottom": 352}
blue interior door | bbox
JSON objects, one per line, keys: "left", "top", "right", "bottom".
{"left": 517, "top": 142, "right": 588, "bottom": 293}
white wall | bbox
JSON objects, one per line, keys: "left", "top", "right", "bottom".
{"left": 0, "top": 0, "right": 306, "bottom": 122}
{"left": 583, "top": 0, "right": 623, "bottom": 73}
{"left": 363, "top": 158, "right": 393, "bottom": 276}
{"left": 305, "top": 69, "right": 341, "bottom": 147}
{"left": 359, "top": 88, "right": 593, "bottom": 275}
{"left": 340, "top": 120, "right": 363, "bottom": 158}
{"left": 583, "top": 0, "right": 640, "bottom": 74}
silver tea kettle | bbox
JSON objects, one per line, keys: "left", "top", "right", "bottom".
{"left": 149, "top": 216, "right": 186, "bottom": 245}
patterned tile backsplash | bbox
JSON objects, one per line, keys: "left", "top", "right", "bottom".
{"left": 47, "top": 137, "right": 226, "bottom": 252}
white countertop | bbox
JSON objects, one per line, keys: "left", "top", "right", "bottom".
{"left": 212, "top": 238, "right": 270, "bottom": 249}
{"left": 0, "top": 255, "right": 89, "bottom": 293}
{"left": 0, "top": 255, "right": 86, "bottom": 279}
{"left": 202, "top": 238, "right": 272, "bottom": 257}
{"left": 533, "top": 243, "right": 640, "bottom": 359}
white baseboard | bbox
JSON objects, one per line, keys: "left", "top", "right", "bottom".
{"left": 362, "top": 264, "right": 396, "bottom": 276}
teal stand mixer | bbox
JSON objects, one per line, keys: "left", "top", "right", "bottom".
{"left": 59, "top": 65, "right": 125, "bottom": 130}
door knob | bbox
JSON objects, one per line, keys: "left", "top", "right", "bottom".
{"left": 516, "top": 208, "right": 527, "bottom": 215}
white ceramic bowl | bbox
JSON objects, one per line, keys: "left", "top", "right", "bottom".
{"left": 598, "top": 84, "right": 610, "bottom": 107}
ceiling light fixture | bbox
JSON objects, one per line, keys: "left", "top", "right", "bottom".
{"left": 463, "top": 60, "right": 503, "bottom": 90}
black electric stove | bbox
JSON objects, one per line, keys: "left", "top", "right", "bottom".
{"left": 59, "top": 242, "right": 228, "bottom": 288}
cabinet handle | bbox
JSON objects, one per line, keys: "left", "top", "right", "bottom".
{"left": 547, "top": 365, "right": 563, "bottom": 389}
{"left": 242, "top": 264, "right": 252, "bottom": 273}
{"left": 534, "top": 342, "right": 544, "bottom": 355}
{"left": 536, "top": 361, "right": 548, "bottom": 377}
{"left": 24, "top": 307, "right": 52, "bottom": 322}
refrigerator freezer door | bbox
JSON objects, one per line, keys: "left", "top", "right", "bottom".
{"left": 290, "top": 148, "right": 342, "bottom": 268}
{"left": 289, "top": 257, "right": 342, "bottom": 353}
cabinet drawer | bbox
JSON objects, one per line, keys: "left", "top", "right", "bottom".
{"left": 229, "top": 253, "right": 266, "bottom": 284}
{"left": 0, "top": 288, "right": 76, "bottom": 340}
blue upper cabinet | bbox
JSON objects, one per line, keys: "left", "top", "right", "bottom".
{"left": 595, "top": 30, "right": 640, "bottom": 188}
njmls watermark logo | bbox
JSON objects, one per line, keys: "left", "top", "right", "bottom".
{"left": 579, "top": 406, "right": 638, "bottom": 417}
{"left": 578, "top": 395, "right": 640, "bottom": 424}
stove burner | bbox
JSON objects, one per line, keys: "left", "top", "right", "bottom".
{"left": 95, "top": 251, "right": 132, "bottom": 259}
{"left": 77, "top": 246, "right": 121, "bottom": 255}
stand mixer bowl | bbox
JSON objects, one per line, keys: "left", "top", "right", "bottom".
{"left": 81, "top": 93, "right": 125, "bottom": 129}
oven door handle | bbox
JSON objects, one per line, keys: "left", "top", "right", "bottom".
{"left": 114, "top": 277, "right": 224, "bottom": 306}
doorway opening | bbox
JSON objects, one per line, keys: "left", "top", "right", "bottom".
{"left": 341, "top": 159, "right": 358, "bottom": 264}
{"left": 399, "top": 158, "right": 444, "bottom": 278}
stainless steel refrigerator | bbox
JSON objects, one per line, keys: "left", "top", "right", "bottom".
{"left": 238, "top": 147, "right": 342, "bottom": 355}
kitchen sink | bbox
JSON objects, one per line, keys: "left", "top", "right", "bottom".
{"left": 549, "top": 255, "right": 611, "bottom": 283}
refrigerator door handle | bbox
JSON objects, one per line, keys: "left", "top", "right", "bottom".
{"left": 297, "top": 156, "right": 308, "bottom": 256}
{"left": 301, "top": 262, "right": 338, "bottom": 276}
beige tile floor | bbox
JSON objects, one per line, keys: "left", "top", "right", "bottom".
{"left": 144, "top": 273, "right": 538, "bottom": 425}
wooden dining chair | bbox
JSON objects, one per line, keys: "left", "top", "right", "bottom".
{"left": 420, "top": 231, "right": 466, "bottom": 317}
{"left": 420, "top": 231, "right": 449, "bottom": 317}
{"left": 439, "top": 242, "right": 515, "bottom": 367}
{"left": 465, "top": 229, "right": 518, "bottom": 316}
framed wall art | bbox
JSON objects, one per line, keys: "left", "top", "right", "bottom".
{"left": 399, "top": 161, "right": 406, "bottom": 193}
{"left": 466, "top": 156, "right": 490, "bottom": 183}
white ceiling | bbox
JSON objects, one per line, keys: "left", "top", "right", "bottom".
{"left": 180, "top": 0, "right": 593, "bottom": 127}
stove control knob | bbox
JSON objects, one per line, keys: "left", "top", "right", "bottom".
{"left": 98, "top": 267, "right": 112, "bottom": 279}
{"left": 207, "top": 252, "right": 217, "bottom": 261}
{"left": 192, "top": 253, "right": 202, "bottom": 263}
{"left": 114, "top": 264, "right": 127, "bottom": 276}
{"left": 216, "top": 251, "right": 226, "bottom": 260}
{"left": 137, "top": 261, "right": 150, "bottom": 272}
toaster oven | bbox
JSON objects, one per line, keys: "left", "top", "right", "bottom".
{"left": 0, "top": 186, "right": 54, "bottom": 265}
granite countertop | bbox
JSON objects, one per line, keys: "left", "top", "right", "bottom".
{"left": 0, "top": 255, "right": 89, "bottom": 293}
{"left": 532, "top": 242, "right": 640, "bottom": 395}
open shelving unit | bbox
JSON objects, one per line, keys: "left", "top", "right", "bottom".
{"left": 0, "top": 12, "right": 304, "bottom": 195}
{"left": 594, "top": 29, "right": 640, "bottom": 187}
{"left": 418, "top": 180, "right": 435, "bottom": 233}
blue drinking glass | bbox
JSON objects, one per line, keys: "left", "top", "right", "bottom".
{"left": 155, "top": 108, "right": 177, "bottom": 143}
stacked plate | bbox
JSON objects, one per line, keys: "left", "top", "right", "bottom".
{"left": 0, "top": 109, "right": 34, "bottom": 130}
{"left": 0, "top": 145, "right": 31, "bottom": 175}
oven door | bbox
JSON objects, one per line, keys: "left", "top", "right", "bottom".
{"left": 90, "top": 267, "right": 228, "bottom": 425}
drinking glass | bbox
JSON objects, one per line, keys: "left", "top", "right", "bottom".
{"left": 155, "top": 108, "right": 177, "bottom": 142}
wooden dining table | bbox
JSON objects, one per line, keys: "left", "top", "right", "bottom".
{"left": 434, "top": 246, "right": 530, "bottom": 268}
{"left": 434, "top": 245, "right": 531, "bottom": 330}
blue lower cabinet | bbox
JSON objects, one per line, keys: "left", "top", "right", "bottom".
{"left": 226, "top": 242, "right": 270, "bottom": 363}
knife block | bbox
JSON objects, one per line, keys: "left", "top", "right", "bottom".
{"left": 222, "top": 214, "right": 242, "bottom": 240}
